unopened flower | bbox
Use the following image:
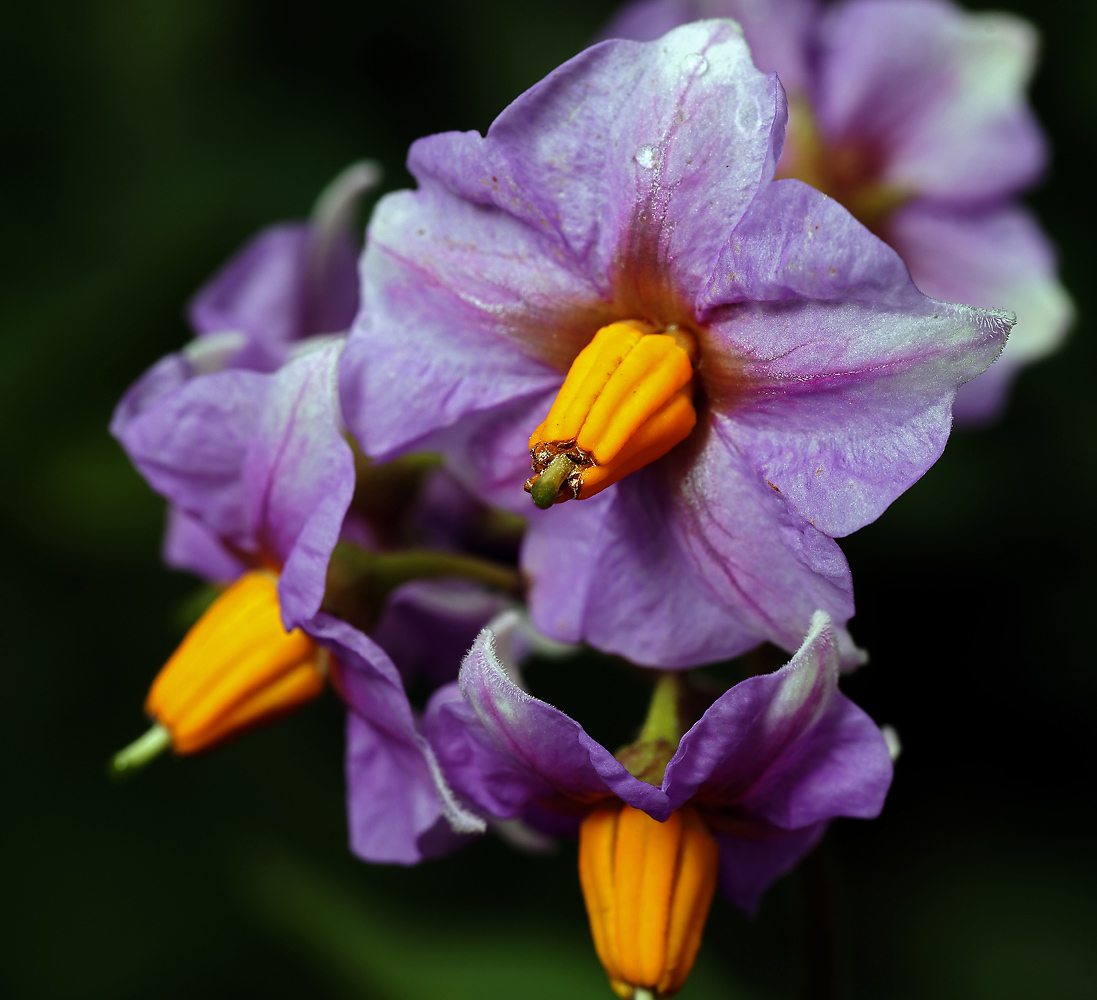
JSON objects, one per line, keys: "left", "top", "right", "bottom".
{"left": 422, "top": 610, "right": 891, "bottom": 996}
{"left": 603, "top": 0, "right": 1073, "bottom": 422}
{"left": 339, "top": 21, "right": 1011, "bottom": 669}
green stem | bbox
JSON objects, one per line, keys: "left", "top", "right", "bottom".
{"left": 109, "top": 723, "right": 171, "bottom": 779}
{"left": 331, "top": 544, "right": 522, "bottom": 595}
{"left": 638, "top": 672, "right": 682, "bottom": 751}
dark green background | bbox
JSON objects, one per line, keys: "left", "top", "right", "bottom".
{"left": 2, "top": 1, "right": 1094, "bottom": 997}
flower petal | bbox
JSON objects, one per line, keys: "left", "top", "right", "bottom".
{"left": 313, "top": 613, "right": 485, "bottom": 865}
{"left": 162, "top": 507, "right": 246, "bottom": 583}
{"left": 424, "top": 681, "right": 555, "bottom": 820}
{"left": 704, "top": 179, "right": 1012, "bottom": 536}
{"left": 409, "top": 21, "right": 784, "bottom": 300}
{"left": 522, "top": 418, "right": 855, "bottom": 668}
{"left": 371, "top": 580, "right": 509, "bottom": 686}
{"left": 112, "top": 365, "right": 266, "bottom": 548}
{"left": 241, "top": 340, "right": 355, "bottom": 627}
{"left": 814, "top": 0, "right": 1046, "bottom": 200}
{"left": 739, "top": 693, "right": 892, "bottom": 828}
{"left": 188, "top": 162, "right": 374, "bottom": 360}
{"left": 339, "top": 185, "right": 581, "bottom": 460}
{"left": 886, "top": 202, "right": 1073, "bottom": 424}
{"left": 662, "top": 609, "right": 840, "bottom": 807}
{"left": 442, "top": 623, "right": 671, "bottom": 816}
{"left": 717, "top": 822, "right": 825, "bottom": 914}
{"left": 188, "top": 224, "right": 314, "bottom": 357}
{"left": 113, "top": 340, "right": 355, "bottom": 627}
{"left": 601, "top": 0, "right": 819, "bottom": 93}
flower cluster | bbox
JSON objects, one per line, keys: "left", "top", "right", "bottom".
{"left": 109, "top": 6, "right": 1064, "bottom": 998}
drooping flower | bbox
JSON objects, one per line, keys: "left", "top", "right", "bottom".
{"left": 338, "top": 20, "right": 1012, "bottom": 670}
{"left": 603, "top": 0, "right": 1073, "bottom": 422}
{"left": 112, "top": 314, "right": 497, "bottom": 862}
{"left": 422, "top": 610, "right": 892, "bottom": 996}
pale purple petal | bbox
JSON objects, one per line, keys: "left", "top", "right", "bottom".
{"left": 601, "top": 0, "right": 818, "bottom": 92}
{"left": 450, "top": 627, "right": 671, "bottom": 816}
{"left": 704, "top": 179, "right": 1012, "bottom": 536}
{"left": 114, "top": 340, "right": 355, "bottom": 626}
{"left": 886, "top": 202, "right": 1073, "bottom": 424}
{"left": 426, "top": 391, "right": 560, "bottom": 512}
{"left": 339, "top": 186, "right": 578, "bottom": 460}
{"left": 739, "top": 693, "right": 892, "bottom": 828}
{"left": 425, "top": 681, "right": 554, "bottom": 819}
{"left": 112, "top": 366, "right": 267, "bottom": 550}
{"left": 717, "top": 822, "right": 825, "bottom": 914}
{"left": 162, "top": 507, "right": 246, "bottom": 583}
{"left": 814, "top": 0, "right": 1046, "bottom": 200}
{"left": 663, "top": 610, "right": 839, "bottom": 807}
{"left": 523, "top": 422, "right": 854, "bottom": 668}
{"left": 371, "top": 580, "right": 508, "bottom": 686}
{"left": 240, "top": 340, "right": 355, "bottom": 627}
{"left": 409, "top": 21, "right": 785, "bottom": 299}
{"left": 188, "top": 162, "right": 375, "bottom": 359}
{"left": 188, "top": 225, "right": 312, "bottom": 359}
{"left": 111, "top": 353, "right": 191, "bottom": 436}
{"left": 313, "top": 613, "right": 485, "bottom": 865}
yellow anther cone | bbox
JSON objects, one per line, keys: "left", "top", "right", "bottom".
{"left": 145, "top": 570, "right": 324, "bottom": 754}
{"left": 526, "top": 322, "right": 697, "bottom": 507}
{"left": 578, "top": 801, "right": 719, "bottom": 998}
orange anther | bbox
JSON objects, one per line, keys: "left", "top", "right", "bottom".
{"left": 578, "top": 802, "right": 719, "bottom": 998}
{"left": 526, "top": 322, "right": 697, "bottom": 507}
{"left": 146, "top": 571, "right": 325, "bottom": 754}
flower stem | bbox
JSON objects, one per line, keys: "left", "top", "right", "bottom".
{"left": 331, "top": 544, "right": 522, "bottom": 594}
{"left": 638, "top": 672, "right": 682, "bottom": 749}
{"left": 109, "top": 723, "right": 171, "bottom": 779}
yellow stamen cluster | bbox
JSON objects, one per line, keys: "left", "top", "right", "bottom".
{"left": 526, "top": 321, "right": 698, "bottom": 507}
{"left": 579, "top": 801, "right": 719, "bottom": 999}
{"left": 146, "top": 571, "right": 325, "bottom": 754}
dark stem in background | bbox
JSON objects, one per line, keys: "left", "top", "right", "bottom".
{"left": 803, "top": 837, "right": 841, "bottom": 1000}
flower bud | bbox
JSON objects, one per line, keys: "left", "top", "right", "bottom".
{"left": 579, "top": 801, "right": 719, "bottom": 998}
{"left": 146, "top": 570, "right": 325, "bottom": 754}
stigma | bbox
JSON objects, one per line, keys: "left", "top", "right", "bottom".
{"left": 578, "top": 802, "right": 719, "bottom": 999}
{"left": 525, "top": 321, "right": 698, "bottom": 508}
{"left": 111, "top": 571, "right": 325, "bottom": 774}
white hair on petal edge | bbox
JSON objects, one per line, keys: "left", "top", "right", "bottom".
{"left": 418, "top": 736, "right": 486, "bottom": 835}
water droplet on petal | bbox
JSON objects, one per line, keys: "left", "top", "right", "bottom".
{"left": 681, "top": 53, "right": 708, "bottom": 76}
{"left": 635, "top": 145, "right": 656, "bottom": 169}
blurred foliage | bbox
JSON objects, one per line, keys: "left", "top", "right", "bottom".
{"left": 1, "top": 0, "right": 1095, "bottom": 997}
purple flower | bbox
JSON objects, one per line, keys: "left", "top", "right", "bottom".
{"left": 339, "top": 20, "right": 1011, "bottom": 670}
{"left": 424, "top": 609, "right": 892, "bottom": 914}
{"left": 112, "top": 336, "right": 488, "bottom": 861}
{"left": 603, "top": 0, "right": 1073, "bottom": 422}
{"left": 111, "top": 159, "right": 509, "bottom": 860}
